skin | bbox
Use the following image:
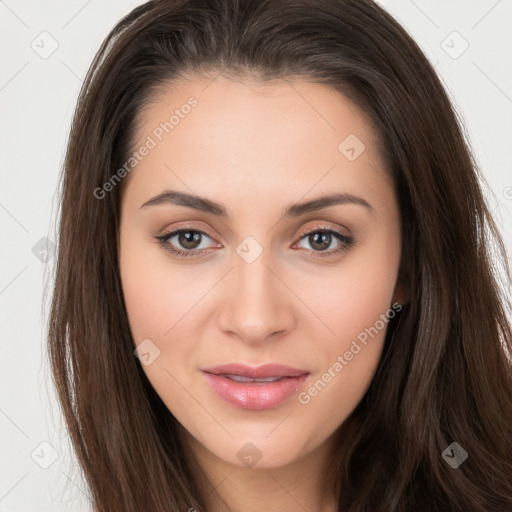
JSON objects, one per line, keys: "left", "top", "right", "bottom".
{"left": 118, "top": 74, "right": 405, "bottom": 512}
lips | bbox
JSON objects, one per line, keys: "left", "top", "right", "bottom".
{"left": 201, "top": 363, "right": 310, "bottom": 410}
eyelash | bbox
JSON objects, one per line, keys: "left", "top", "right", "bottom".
{"left": 154, "top": 224, "right": 354, "bottom": 260}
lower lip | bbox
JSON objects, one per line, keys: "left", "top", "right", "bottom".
{"left": 202, "top": 372, "right": 309, "bottom": 410}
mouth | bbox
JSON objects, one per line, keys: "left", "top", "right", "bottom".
{"left": 213, "top": 374, "right": 290, "bottom": 383}
{"left": 201, "top": 363, "right": 310, "bottom": 410}
{"left": 202, "top": 362, "right": 309, "bottom": 379}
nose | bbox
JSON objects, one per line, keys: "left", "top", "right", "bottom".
{"left": 217, "top": 249, "right": 296, "bottom": 345}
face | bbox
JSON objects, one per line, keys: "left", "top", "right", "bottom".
{"left": 118, "top": 75, "right": 403, "bottom": 471}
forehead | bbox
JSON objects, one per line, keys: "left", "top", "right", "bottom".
{"left": 124, "top": 75, "right": 390, "bottom": 210}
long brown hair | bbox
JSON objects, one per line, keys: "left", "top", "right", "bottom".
{"left": 47, "top": 0, "right": 512, "bottom": 510}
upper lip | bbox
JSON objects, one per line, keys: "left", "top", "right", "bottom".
{"left": 202, "top": 363, "right": 309, "bottom": 379}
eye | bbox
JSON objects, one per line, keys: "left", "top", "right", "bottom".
{"left": 154, "top": 227, "right": 218, "bottom": 258}
{"left": 293, "top": 226, "right": 354, "bottom": 258}
{"left": 154, "top": 225, "right": 354, "bottom": 259}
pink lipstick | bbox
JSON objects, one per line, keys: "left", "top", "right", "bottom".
{"left": 202, "top": 363, "right": 309, "bottom": 410}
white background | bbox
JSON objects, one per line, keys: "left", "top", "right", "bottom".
{"left": 1, "top": 1, "right": 511, "bottom": 510}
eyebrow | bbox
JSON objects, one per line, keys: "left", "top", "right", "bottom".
{"left": 139, "top": 189, "right": 374, "bottom": 217}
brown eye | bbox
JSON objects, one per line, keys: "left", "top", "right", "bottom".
{"left": 155, "top": 228, "right": 218, "bottom": 258}
{"left": 295, "top": 228, "right": 354, "bottom": 258}
{"left": 177, "top": 230, "right": 202, "bottom": 249}
{"left": 307, "top": 231, "right": 332, "bottom": 251}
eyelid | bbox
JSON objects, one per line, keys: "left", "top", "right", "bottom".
{"left": 155, "top": 225, "right": 219, "bottom": 247}
{"left": 296, "top": 223, "right": 349, "bottom": 239}
{"left": 156, "top": 222, "right": 218, "bottom": 241}
{"left": 157, "top": 221, "right": 350, "bottom": 241}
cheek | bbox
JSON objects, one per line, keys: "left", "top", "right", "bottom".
{"left": 291, "top": 234, "right": 400, "bottom": 419}
{"left": 303, "top": 239, "right": 400, "bottom": 347}
{"left": 120, "top": 266, "right": 170, "bottom": 344}
{"left": 119, "top": 240, "right": 209, "bottom": 412}
{"left": 119, "top": 234, "right": 210, "bottom": 345}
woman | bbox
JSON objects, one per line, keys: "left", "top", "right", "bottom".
{"left": 48, "top": 0, "right": 512, "bottom": 510}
